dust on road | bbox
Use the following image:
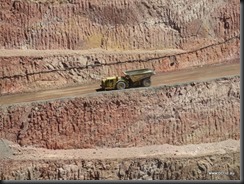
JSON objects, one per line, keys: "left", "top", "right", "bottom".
{"left": 2, "top": 138, "right": 240, "bottom": 160}
{"left": 0, "top": 62, "right": 240, "bottom": 106}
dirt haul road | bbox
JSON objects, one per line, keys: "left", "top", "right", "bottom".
{"left": 0, "top": 61, "right": 240, "bottom": 106}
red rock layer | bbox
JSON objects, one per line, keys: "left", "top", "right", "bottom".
{"left": 0, "top": 0, "right": 240, "bottom": 50}
{"left": 0, "top": 35, "right": 239, "bottom": 95}
{"left": 0, "top": 76, "right": 240, "bottom": 149}
{"left": 0, "top": 151, "right": 240, "bottom": 180}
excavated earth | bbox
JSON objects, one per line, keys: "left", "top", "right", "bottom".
{"left": 0, "top": 0, "right": 241, "bottom": 181}
{"left": 0, "top": 0, "right": 240, "bottom": 95}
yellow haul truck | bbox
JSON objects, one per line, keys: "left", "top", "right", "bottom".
{"left": 98, "top": 68, "right": 156, "bottom": 91}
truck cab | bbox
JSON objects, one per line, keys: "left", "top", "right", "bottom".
{"left": 98, "top": 68, "right": 155, "bottom": 91}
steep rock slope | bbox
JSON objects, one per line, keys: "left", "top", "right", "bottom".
{"left": 0, "top": 36, "right": 239, "bottom": 95}
{"left": 0, "top": 76, "right": 240, "bottom": 149}
{"left": 0, "top": 0, "right": 240, "bottom": 94}
{"left": 0, "top": 139, "right": 240, "bottom": 180}
{"left": 0, "top": 0, "right": 240, "bottom": 50}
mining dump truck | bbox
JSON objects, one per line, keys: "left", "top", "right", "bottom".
{"left": 98, "top": 68, "right": 156, "bottom": 91}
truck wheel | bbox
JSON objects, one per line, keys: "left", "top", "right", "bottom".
{"left": 142, "top": 78, "right": 151, "bottom": 87}
{"left": 116, "top": 81, "right": 126, "bottom": 90}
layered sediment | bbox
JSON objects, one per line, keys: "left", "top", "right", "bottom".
{"left": 0, "top": 139, "right": 240, "bottom": 180}
{"left": 0, "top": 0, "right": 240, "bottom": 181}
{"left": 0, "top": 35, "right": 239, "bottom": 95}
{"left": 0, "top": 76, "right": 240, "bottom": 149}
{"left": 0, "top": 0, "right": 240, "bottom": 50}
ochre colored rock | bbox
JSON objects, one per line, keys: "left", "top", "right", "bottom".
{"left": 0, "top": 76, "right": 240, "bottom": 149}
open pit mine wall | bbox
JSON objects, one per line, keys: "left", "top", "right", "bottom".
{"left": 0, "top": 152, "right": 240, "bottom": 180}
{"left": 0, "top": 76, "right": 240, "bottom": 149}
{"left": 0, "top": 0, "right": 240, "bottom": 50}
{"left": 0, "top": 35, "right": 240, "bottom": 95}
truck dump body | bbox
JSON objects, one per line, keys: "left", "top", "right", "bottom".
{"left": 123, "top": 68, "right": 156, "bottom": 82}
{"left": 98, "top": 68, "right": 156, "bottom": 91}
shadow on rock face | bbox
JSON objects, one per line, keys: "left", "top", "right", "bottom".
{"left": 0, "top": 139, "right": 14, "bottom": 160}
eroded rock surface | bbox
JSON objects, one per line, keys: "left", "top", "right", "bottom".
{"left": 0, "top": 0, "right": 240, "bottom": 181}
{"left": 0, "top": 139, "right": 240, "bottom": 180}
{"left": 0, "top": 0, "right": 240, "bottom": 50}
{"left": 0, "top": 35, "right": 239, "bottom": 95}
{"left": 0, "top": 76, "right": 240, "bottom": 149}
{"left": 0, "top": 0, "right": 240, "bottom": 94}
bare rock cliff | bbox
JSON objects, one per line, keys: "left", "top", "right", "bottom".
{"left": 0, "top": 35, "right": 239, "bottom": 95}
{"left": 0, "top": 0, "right": 240, "bottom": 50}
{"left": 0, "top": 76, "right": 240, "bottom": 149}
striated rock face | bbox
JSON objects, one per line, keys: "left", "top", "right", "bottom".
{"left": 0, "top": 35, "right": 239, "bottom": 95}
{"left": 1, "top": 151, "right": 240, "bottom": 180}
{"left": 0, "top": 0, "right": 240, "bottom": 50}
{"left": 0, "top": 76, "right": 240, "bottom": 149}
{"left": 0, "top": 0, "right": 240, "bottom": 95}
{"left": 0, "top": 0, "right": 240, "bottom": 181}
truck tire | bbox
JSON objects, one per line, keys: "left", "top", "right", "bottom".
{"left": 142, "top": 78, "right": 151, "bottom": 87}
{"left": 116, "top": 81, "right": 126, "bottom": 90}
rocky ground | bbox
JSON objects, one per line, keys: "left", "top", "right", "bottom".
{"left": 0, "top": 0, "right": 241, "bottom": 181}
{"left": 0, "top": 74, "right": 240, "bottom": 149}
{"left": 0, "top": 138, "right": 240, "bottom": 180}
{"left": 0, "top": 36, "right": 239, "bottom": 95}
{"left": 0, "top": 0, "right": 240, "bottom": 94}
{"left": 0, "top": 74, "right": 240, "bottom": 180}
